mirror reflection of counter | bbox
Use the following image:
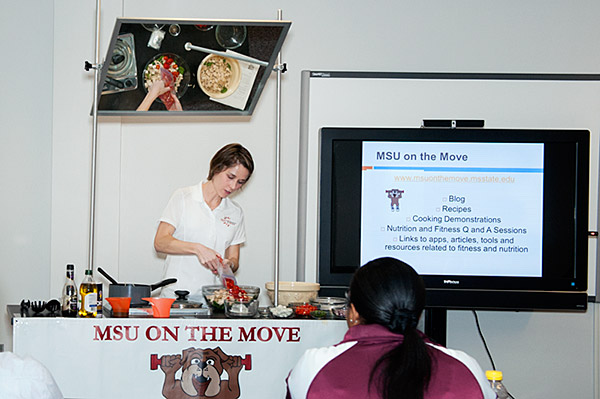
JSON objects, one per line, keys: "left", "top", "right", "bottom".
{"left": 97, "top": 19, "right": 291, "bottom": 115}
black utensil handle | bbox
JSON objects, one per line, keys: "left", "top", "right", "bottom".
{"left": 105, "top": 76, "right": 125, "bottom": 89}
{"left": 45, "top": 299, "right": 61, "bottom": 313}
{"left": 97, "top": 267, "right": 119, "bottom": 285}
{"left": 150, "top": 278, "right": 177, "bottom": 291}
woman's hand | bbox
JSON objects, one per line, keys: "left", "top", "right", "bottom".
{"left": 164, "top": 91, "right": 183, "bottom": 111}
{"left": 194, "top": 244, "right": 223, "bottom": 275}
{"left": 148, "top": 79, "right": 182, "bottom": 111}
{"left": 148, "top": 79, "right": 170, "bottom": 98}
{"left": 138, "top": 80, "right": 170, "bottom": 111}
{"left": 221, "top": 258, "right": 235, "bottom": 270}
{"left": 154, "top": 222, "right": 239, "bottom": 275}
{"left": 154, "top": 222, "right": 222, "bottom": 274}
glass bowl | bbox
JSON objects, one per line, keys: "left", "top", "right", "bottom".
{"left": 310, "top": 309, "right": 328, "bottom": 319}
{"left": 233, "top": 285, "right": 260, "bottom": 301}
{"left": 310, "top": 297, "right": 346, "bottom": 311}
{"left": 331, "top": 306, "right": 348, "bottom": 320}
{"left": 142, "top": 53, "right": 191, "bottom": 100}
{"left": 203, "top": 285, "right": 260, "bottom": 316}
{"left": 289, "top": 302, "right": 319, "bottom": 317}
{"left": 224, "top": 285, "right": 260, "bottom": 318}
{"left": 258, "top": 306, "right": 272, "bottom": 318}
{"left": 202, "top": 285, "right": 229, "bottom": 313}
{"left": 225, "top": 297, "right": 259, "bottom": 318}
{"left": 215, "top": 25, "right": 247, "bottom": 49}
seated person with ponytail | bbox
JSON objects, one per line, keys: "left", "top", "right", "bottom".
{"left": 286, "top": 257, "right": 495, "bottom": 399}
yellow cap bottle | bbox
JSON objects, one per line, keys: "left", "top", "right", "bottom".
{"left": 486, "top": 370, "right": 509, "bottom": 399}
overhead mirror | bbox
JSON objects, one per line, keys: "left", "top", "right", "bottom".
{"left": 96, "top": 18, "right": 291, "bottom": 115}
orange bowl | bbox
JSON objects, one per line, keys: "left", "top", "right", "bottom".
{"left": 106, "top": 297, "right": 131, "bottom": 318}
{"left": 142, "top": 297, "right": 175, "bottom": 318}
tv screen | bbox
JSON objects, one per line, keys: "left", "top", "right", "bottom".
{"left": 319, "top": 127, "right": 589, "bottom": 310}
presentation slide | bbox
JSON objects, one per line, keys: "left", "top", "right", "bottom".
{"left": 360, "top": 141, "right": 544, "bottom": 277}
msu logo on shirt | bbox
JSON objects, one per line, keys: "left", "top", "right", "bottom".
{"left": 221, "top": 216, "right": 236, "bottom": 227}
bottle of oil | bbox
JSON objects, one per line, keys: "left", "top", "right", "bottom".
{"left": 79, "top": 269, "right": 98, "bottom": 317}
{"left": 61, "top": 264, "right": 78, "bottom": 317}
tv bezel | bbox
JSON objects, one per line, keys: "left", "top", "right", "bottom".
{"left": 318, "top": 127, "right": 589, "bottom": 311}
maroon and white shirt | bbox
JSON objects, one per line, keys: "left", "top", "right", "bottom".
{"left": 286, "top": 324, "right": 495, "bottom": 399}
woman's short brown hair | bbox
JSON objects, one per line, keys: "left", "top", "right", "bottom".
{"left": 208, "top": 143, "right": 254, "bottom": 181}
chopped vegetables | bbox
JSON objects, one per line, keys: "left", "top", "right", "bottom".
{"left": 294, "top": 303, "right": 318, "bottom": 316}
{"left": 310, "top": 310, "right": 327, "bottom": 319}
{"left": 143, "top": 54, "right": 185, "bottom": 93}
{"left": 204, "top": 288, "right": 228, "bottom": 311}
{"left": 225, "top": 279, "right": 249, "bottom": 302}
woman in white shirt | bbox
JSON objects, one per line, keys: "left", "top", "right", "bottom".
{"left": 154, "top": 143, "right": 254, "bottom": 299}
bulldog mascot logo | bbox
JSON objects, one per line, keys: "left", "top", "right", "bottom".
{"left": 386, "top": 188, "right": 405, "bottom": 211}
{"left": 150, "top": 347, "right": 252, "bottom": 399}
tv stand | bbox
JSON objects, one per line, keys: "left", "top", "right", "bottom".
{"left": 424, "top": 308, "right": 447, "bottom": 346}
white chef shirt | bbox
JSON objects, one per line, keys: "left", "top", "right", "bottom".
{"left": 158, "top": 182, "right": 246, "bottom": 299}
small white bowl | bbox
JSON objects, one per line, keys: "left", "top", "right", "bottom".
{"left": 197, "top": 54, "right": 241, "bottom": 99}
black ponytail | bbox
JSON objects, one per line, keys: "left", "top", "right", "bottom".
{"left": 349, "top": 257, "right": 432, "bottom": 399}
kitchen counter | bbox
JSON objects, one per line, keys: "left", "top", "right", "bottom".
{"left": 9, "top": 305, "right": 348, "bottom": 398}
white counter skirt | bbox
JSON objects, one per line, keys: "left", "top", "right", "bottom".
{"left": 13, "top": 317, "right": 348, "bottom": 399}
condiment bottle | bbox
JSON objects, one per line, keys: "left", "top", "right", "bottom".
{"left": 96, "top": 274, "right": 103, "bottom": 318}
{"left": 61, "top": 264, "right": 78, "bottom": 317}
{"left": 79, "top": 269, "right": 98, "bottom": 318}
{"left": 486, "top": 370, "right": 510, "bottom": 399}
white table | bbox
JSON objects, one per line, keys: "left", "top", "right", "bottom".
{"left": 12, "top": 313, "right": 348, "bottom": 398}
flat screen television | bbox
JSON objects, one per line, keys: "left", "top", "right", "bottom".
{"left": 318, "top": 127, "right": 589, "bottom": 311}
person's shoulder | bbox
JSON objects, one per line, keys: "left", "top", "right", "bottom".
{"left": 288, "top": 341, "right": 357, "bottom": 398}
{"left": 172, "top": 183, "right": 201, "bottom": 199}
{"left": 427, "top": 342, "right": 478, "bottom": 365}
{"left": 426, "top": 342, "right": 495, "bottom": 398}
{"left": 222, "top": 197, "right": 244, "bottom": 213}
{"left": 296, "top": 340, "right": 358, "bottom": 374}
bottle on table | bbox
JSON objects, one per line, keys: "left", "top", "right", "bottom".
{"left": 486, "top": 370, "right": 510, "bottom": 399}
{"left": 96, "top": 276, "right": 103, "bottom": 318}
{"left": 79, "top": 269, "right": 98, "bottom": 318}
{"left": 61, "top": 264, "right": 78, "bottom": 317}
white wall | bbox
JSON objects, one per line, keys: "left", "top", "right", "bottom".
{"left": 2, "top": 1, "right": 600, "bottom": 397}
{"left": 0, "top": 2, "right": 53, "bottom": 351}
{"left": 448, "top": 309, "right": 597, "bottom": 398}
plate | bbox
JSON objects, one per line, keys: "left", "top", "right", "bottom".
{"left": 197, "top": 54, "right": 241, "bottom": 99}
{"left": 142, "top": 53, "right": 190, "bottom": 100}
